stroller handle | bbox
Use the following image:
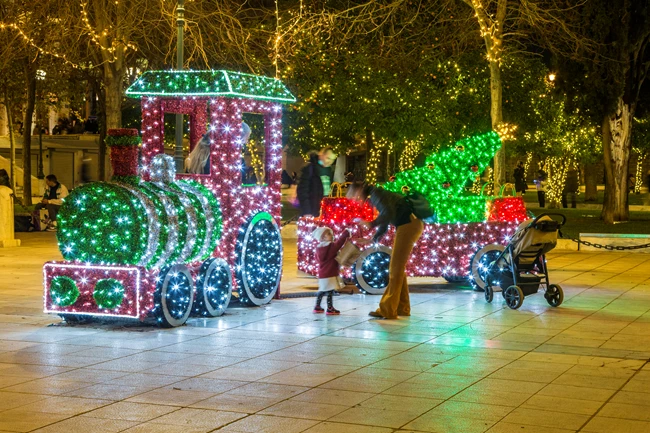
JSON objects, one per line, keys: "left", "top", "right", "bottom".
{"left": 531, "top": 213, "right": 566, "bottom": 227}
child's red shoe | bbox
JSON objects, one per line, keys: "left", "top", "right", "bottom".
{"left": 313, "top": 306, "right": 325, "bottom": 314}
{"left": 326, "top": 307, "right": 340, "bottom": 315}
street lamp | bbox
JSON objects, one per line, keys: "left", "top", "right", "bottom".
{"left": 174, "top": 0, "right": 185, "bottom": 172}
{"left": 36, "top": 69, "right": 46, "bottom": 180}
{"left": 548, "top": 73, "right": 556, "bottom": 82}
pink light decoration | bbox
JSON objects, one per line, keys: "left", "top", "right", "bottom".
{"left": 43, "top": 262, "right": 150, "bottom": 319}
{"left": 297, "top": 216, "right": 518, "bottom": 280}
{"left": 43, "top": 95, "right": 285, "bottom": 321}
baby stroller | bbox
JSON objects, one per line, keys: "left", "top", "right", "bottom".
{"left": 469, "top": 213, "right": 566, "bottom": 309}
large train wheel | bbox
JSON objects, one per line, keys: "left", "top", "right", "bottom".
{"left": 469, "top": 244, "right": 505, "bottom": 291}
{"left": 236, "top": 212, "right": 283, "bottom": 306}
{"left": 193, "top": 258, "right": 232, "bottom": 317}
{"left": 154, "top": 264, "right": 194, "bottom": 327}
{"left": 353, "top": 246, "right": 392, "bottom": 295}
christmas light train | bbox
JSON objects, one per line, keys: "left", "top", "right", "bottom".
{"left": 43, "top": 70, "right": 294, "bottom": 327}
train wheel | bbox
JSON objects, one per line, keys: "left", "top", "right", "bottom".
{"left": 236, "top": 212, "right": 283, "bottom": 306}
{"left": 469, "top": 244, "right": 505, "bottom": 291}
{"left": 353, "top": 246, "right": 392, "bottom": 295}
{"left": 154, "top": 264, "right": 194, "bottom": 327}
{"left": 193, "top": 258, "right": 232, "bottom": 317}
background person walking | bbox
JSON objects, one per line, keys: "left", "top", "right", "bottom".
{"left": 297, "top": 147, "right": 337, "bottom": 217}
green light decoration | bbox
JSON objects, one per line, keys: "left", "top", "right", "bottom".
{"left": 93, "top": 278, "right": 125, "bottom": 309}
{"left": 383, "top": 131, "right": 502, "bottom": 223}
{"left": 125, "top": 70, "right": 297, "bottom": 103}
{"left": 57, "top": 183, "right": 149, "bottom": 265}
{"left": 178, "top": 179, "right": 222, "bottom": 261}
{"left": 105, "top": 135, "right": 141, "bottom": 147}
{"left": 57, "top": 179, "right": 222, "bottom": 267}
{"left": 50, "top": 276, "right": 80, "bottom": 307}
{"left": 137, "top": 183, "right": 170, "bottom": 267}
{"left": 143, "top": 183, "right": 188, "bottom": 264}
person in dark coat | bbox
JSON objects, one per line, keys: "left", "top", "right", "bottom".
{"left": 296, "top": 147, "right": 337, "bottom": 216}
{"left": 281, "top": 169, "right": 293, "bottom": 187}
{"left": 562, "top": 168, "right": 579, "bottom": 208}
{"left": 347, "top": 182, "right": 424, "bottom": 320}
{"left": 513, "top": 161, "right": 527, "bottom": 196}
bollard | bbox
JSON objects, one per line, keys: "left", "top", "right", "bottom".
{"left": 0, "top": 186, "right": 21, "bottom": 247}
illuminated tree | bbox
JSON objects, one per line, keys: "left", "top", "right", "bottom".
{"left": 551, "top": 0, "right": 650, "bottom": 223}
{"left": 632, "top": 115, "right": 650, "bottom": 193}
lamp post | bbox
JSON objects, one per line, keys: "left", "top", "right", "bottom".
{"left": 36, "top": 70, "right": 46, "bottom": 180}
{"left": 174, "top": 0, "right": 185, "bottom": 172}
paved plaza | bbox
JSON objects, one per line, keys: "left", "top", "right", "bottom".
{"left": 1, "top": 233, "right": 650, "bottom": 432}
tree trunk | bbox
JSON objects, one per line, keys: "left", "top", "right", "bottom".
{"left": 99, "top": 65, "right": 123, "bottom": 181}
{"left": 583, "top": 162, "right": 598, "bottom": 202}
{"left": 601, "top": 98, "right": 633, "bottom": 223}
{"left": 365, "top": 127, "right": 374, "bottom": 181}
{"left": 4, "top": 90, "right": 16, "bottom": 192}
{"left": 489, "top": 61, "right": 506, "bottom": 190}
{"left": 22, "top": 62, "right": 36, "bottom": 206}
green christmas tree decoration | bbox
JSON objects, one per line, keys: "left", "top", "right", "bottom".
{"left": 383, "top": 131, "right": 502, "bottom": 223}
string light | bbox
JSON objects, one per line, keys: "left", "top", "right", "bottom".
{"left": 44, "top": 72, "right": 294, "bottom": 324}
{"left": 126, "top": 70, "right": 296, "bottom": 103}
{"left": 297, "top": 132, "right": 523, "bottom": 286}
{"left": 384, "top": 132, "right": 503, "bottom": 223}
{"left": 297, "top": 216, "right": 517, "bottom": 283}
{"left": 0, "top": 22, "right": 80, "bottom": 68}
{"left": 399, "top": 138, "right": 422, "bottom": 172}
{"left": 365, "top": 134, "right": 386, "bottom": 184}
{"left": 80, "top": 1, "right": 138, "bottom": 59}
{"left": 524, "top": 152, "right": 533, "bottom": 179}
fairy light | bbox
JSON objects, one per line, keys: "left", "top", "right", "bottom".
{"left": 0, "top": 22, "right": 80, "bottom": 68}
{"left": 399, "top": 138, "right": 422, "bottom": 171}
{"left": 44, "top": 71, "right": 294, "bottom": 324}
{"left": 495, "top": 122, "right": 518, "bottom": 142}
{"left": 544, "top": 156, "right": 570, "bottom": 208}
{"left": 524, "top": 152, "right": 533, "bottom": 179}
{"left": 384, "top": 132, "right": 502, "bottom": 223}
{"left": 366, "top": 135, "right": 387, "bottom": 184}
{"left": 297, "top": 216, "right": 518, "bottom": 283}
{"left": 634, "top": 153, "right": 646, "bottom": 194}
{"left": 80, "top": 1, "right": 138, "bottom": 59}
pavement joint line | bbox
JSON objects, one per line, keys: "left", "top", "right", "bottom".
{"left": 575, "top": 359, "right": 650, "bottom": 433}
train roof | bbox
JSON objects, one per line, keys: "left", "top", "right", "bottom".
{"left": 125, "top": 70, "right": 296, "bottom": 103}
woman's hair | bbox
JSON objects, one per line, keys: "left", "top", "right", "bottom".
{"left": 187, "top": 134, "right": 211, "bottom": 174}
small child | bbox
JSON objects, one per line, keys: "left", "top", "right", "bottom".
{"left": 311, "top": 226, "right": 351, "bottom": 315}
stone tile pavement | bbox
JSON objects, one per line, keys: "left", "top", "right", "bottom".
{"left": 0, "top": 232, "right": 650, "bottom": 432}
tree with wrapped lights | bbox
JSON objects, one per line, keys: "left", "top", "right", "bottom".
{"left": 550, "top": 0, "right": 650, "bottom": 223}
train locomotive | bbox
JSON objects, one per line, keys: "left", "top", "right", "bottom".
{"left": 43, "top": 70, "right": 296, "bottom": 327}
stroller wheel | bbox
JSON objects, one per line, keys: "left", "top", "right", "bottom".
{"left": 485, "top": 285, "right": 494, "bottom": 303}
{"left": 504, "top": 285, "right": 524, "bottom": 309}
{"left": 545, "top": 284, "right": 564, "bottom": 307}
